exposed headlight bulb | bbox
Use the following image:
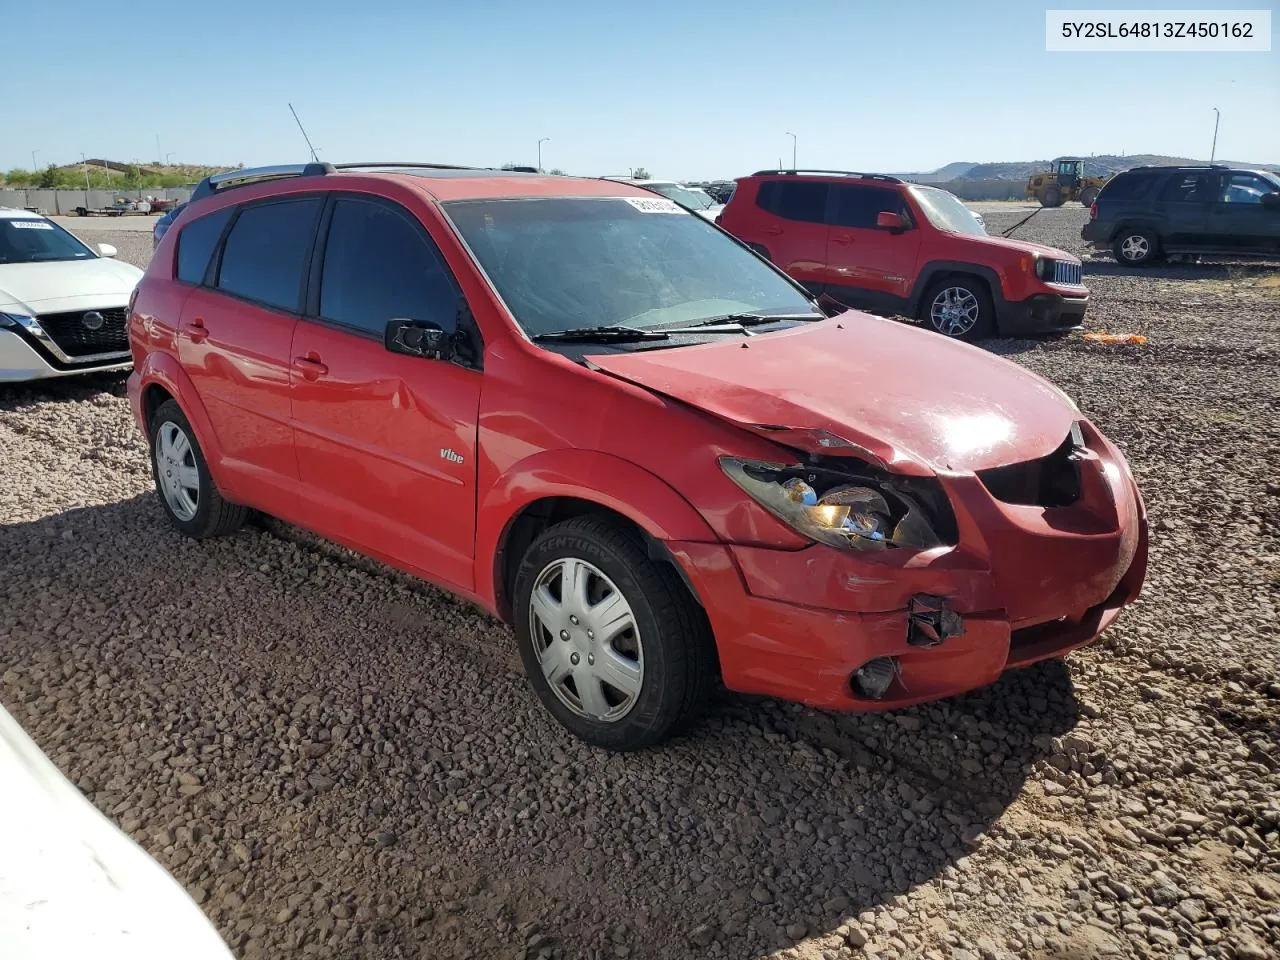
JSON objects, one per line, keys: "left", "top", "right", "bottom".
{"left": 813, "top": 484, "right": 892, "bottom": 546}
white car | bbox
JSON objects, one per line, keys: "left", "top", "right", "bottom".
{"left": 603, "top": 178, "right": 725, "bottom": 221}
{"left": 0, "top": 702, "right": 234, "bottom": 960}
{"left": 0, "top": 208, "right": 143, "bottom": 382}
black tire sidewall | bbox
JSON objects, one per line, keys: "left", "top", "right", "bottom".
{"left": 148, "top": 400, "right": 219, "bottom": 538}
{"left": 922, "top": 278, "right": 994, "bottom": 342}
{"left": 512, "top": 523, "right": 690, "bottom": 751}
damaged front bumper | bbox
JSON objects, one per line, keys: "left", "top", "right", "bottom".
{"left": 669, "top": 423, "right": 1149, "bottom": 712}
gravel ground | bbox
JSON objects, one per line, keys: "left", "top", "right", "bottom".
{"left": 2, "top": 208, "right": 1277, "bottom": 960}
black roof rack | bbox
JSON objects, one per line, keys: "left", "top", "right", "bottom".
{"left": 190, "top": 162, "right": 334, "bottom": 202}
{"left": 751, "top": 169, "right": 904, "bottom": 184}
{"left": 189, "top": 160, "right": 542, "bottom": 203}
{"left": 1128, "top": 163, "right": 1229, "bottom": 171}
{"left": 332, "top": 161, "right": 479, "bottom": 172}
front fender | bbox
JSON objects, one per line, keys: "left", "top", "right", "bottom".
{"left": 474, "top": 449, "right": 719, "bottom": 609}
{"left": 130, "top": 353, "right": 234, "bottom": 498}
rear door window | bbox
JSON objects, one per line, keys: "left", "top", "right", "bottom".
{"left": 756, "top": 181, "right": 828, "bottom": 223}
{"left": 317, "top": 197, "right": 461, "bottom": 336}
{"left": 1158, "top": 173, "right": 1218, "bottom": 203}
{"left": 215, "top": 198, "right": 323, "bottom": 312}
{"left": 175, "top": 207, "right": 233, "bottom": 284}
{"left": 829, "top": 185, "right": 907, "bottom": 228}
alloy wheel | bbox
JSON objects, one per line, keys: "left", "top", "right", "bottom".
{"left": 930, "top": 287, "right": 981, "bottom": 337}
{"left": 528, "top": 557, "right": 644, "bottom": 722}
{"left": 1120, "top": 235, "right": 1150, "bottom": 261}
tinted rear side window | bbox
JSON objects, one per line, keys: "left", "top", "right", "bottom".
{"left": 318, "top": 198, "right": 460, "bottom": 335}
{"left": 175, "top": 207, "right": 233, "bottom": 284}
{"left": 830, "top": 184, "right": 906, "bottom": 228}
{"left": 216, "top": 198, "right": 322, "bottom": 312}
{"left": 1097, "top": 172, "right": 1153, "bottom": 203}
{"left": 756, "top": 181, "right": 828, "bottom": 223}
{"left": 1158, "top": 173, "right": 1217, "bottom": 203}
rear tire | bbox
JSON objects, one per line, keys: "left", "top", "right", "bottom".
{"left": 1079, "top": 186, "right": 1099, "bottom": 207}
{"left": 920, "top": 276, "right": 995, "bottom": 342}
{"left": 513, "top": 515, "right": 715, "bottom": 751}
{"left": 148, "top": 399, "right": 247, "bottom": 539}
{"left": 1113, "top": 228, "right": 1159, "bottom": 267}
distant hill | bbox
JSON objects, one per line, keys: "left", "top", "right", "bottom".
{"left": 1, "top": 159, "right": 238, "bottom": 190}
{"left": 897, "top": 154, "right": 1279, "bottom": 183}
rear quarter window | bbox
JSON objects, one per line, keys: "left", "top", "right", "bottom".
{"left": 755, "top": 180, "right": 828, "bottom": 223}
{"left": 1097, "top": 172, "right": 1155, "bottom": 203}
{"left": 175, "top": 207, "right": 233, "bottom": 284}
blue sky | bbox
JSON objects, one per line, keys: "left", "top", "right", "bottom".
{"left": 6, "top": 0, "right": 1277, "bottom": 179}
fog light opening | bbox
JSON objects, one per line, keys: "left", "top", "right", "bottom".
{"left": 852, "top": 657, "right": 898, "bottom": 700}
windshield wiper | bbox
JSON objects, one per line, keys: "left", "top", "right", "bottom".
{"left": 532, "top": 325, "right": 670, "bottom": 343}
{"left": 682, "top": 311, "right": 824, "bottom": 328}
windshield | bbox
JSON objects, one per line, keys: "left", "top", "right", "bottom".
{"left": 444, "top": 197, "right": 816, "bottom": 337}
{"left": 644, "top": 183, "right": 716, "bottom": 211}
{"left": 0, "top": 218, "right": 96, "bottom": 264}
{"left": 908, "top": 186, "right": 986, "bottom": 237}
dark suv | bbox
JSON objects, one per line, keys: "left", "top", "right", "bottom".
{"left": 1082, "top": 164, "right": 1280, "bottom": 266}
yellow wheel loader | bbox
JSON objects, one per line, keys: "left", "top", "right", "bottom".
{"left": 1026, "top": 158, "right": 1110, "bottom": 208}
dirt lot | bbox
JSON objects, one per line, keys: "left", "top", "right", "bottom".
{"left": 1, "top": 207, "right": 1277, "bottom": 960}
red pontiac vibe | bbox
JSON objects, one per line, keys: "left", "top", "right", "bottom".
{"left": 127, "top": 162, "right": 1148, "bottom": 751}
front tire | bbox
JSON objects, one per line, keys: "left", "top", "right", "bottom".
{"left": 148, "top": 399, "right": 247, "bottom": 539}
{"left": 1079, "top": 186, "right": 1099, "bottom": 207}
{"left": 513, "top": 516, "right": 715, "bottom": 751}
{"left": 1040, "top": 187, "right": 1062, "bottom": 208}
{"left": 921, "top": 277, "right": 995, "bottom": 342}
{"left": 1113, "top": 228, "right": 1159, "bottom": 266}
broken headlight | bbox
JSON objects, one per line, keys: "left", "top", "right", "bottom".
{"left": 719, "top": 457, "right": 954, "bottom": 552}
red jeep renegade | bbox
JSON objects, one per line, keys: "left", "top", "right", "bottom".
{"left": 717, "top": 170, "right": 1089, "bottom": 341}
{"left": 128, "top": 162, "right": 1145, "bottom": 751}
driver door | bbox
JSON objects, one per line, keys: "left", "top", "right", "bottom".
{"left": 288, "top": 194, "right": 483, "bottom": 592}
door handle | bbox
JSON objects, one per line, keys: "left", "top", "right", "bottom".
{"left": 764, "top": 226, "right": 784, "bottom": 236}
{"left": 831, "top": 233, "right": 855, "bottom": 244}
{"left": 292, "top": 355, "right": 329, "bottom": 381}
{"left": 183, "top": 317, "right": 209, "bottom": 344}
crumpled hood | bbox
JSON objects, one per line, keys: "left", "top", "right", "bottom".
{"left": 0, "top": 258, "right": 143, "bottom": 316}
{"left": 587, "top": 312, "right": 1079, "bottom": 474}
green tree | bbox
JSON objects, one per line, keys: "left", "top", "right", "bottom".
{"left": 548, "top": 167, "right": 566, "bottom": 176}
{"left": 632, "top": 167, "right": 650, "bottom": 180}
{"left": 3, "top": 169, "right": 34, "bottom": 187}
{"left": 37, "top": 164, "right": 62, "bottom": 189}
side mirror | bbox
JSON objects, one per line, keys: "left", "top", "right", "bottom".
{"left": 97, "top": 243, "right": 118, "bottom": 258}
{"left": 876, "top": 211, "right": 906, "bottom": 232}
{"left": 1261, "top": 192, "right": 1280, "bottom": 209}
{"left": 385, "top": 318, "right": 450, "bottom": 360}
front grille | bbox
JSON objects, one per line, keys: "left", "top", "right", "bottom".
{"left": 1052, "top": 260, "right": 1082, "bottom": 286}
{"left": 977, "top": 431, "right": 1082, "bottom": 508}
{"left": 36, "top": 307, "right": 129, "bottom": 357}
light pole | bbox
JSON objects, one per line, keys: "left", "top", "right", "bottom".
{"left": 81, "top": 152, "right": 91, "bottom": 206}
{"left": 31, "top": 150, "right": 39, "bottom": 173}
{"left": 1210, "top": 107, "right": 1220, "bottom": 162}
{"left": 166, "top": 152, "right": 176, "bottom": 165}
{"left": 785, "top": 131, "right": 797, "bottom": 170}
{"left": 537, "top": 137, "right": 550, "bottom": 172}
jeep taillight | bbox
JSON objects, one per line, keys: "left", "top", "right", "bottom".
{"left": 1089, "top": 202, "right": 1098, "bottom": 220}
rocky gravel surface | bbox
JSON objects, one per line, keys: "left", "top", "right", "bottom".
{"left": 2, "top": 208, "right": 1277, "bottom": 960}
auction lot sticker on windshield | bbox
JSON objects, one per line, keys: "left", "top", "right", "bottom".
{"left": 624, "top": 197, "right": 685, "bottom": 214}
{"left": 11, "top": 221, "right": 53, "bottom": 230}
